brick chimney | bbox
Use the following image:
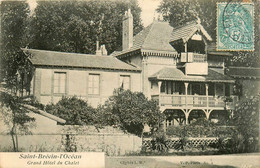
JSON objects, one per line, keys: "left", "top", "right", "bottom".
{"left": 122, "top": 9, "right": 133, "bottom": 50}
{"left": 96, "top": 41, "right": 102, "bottom": 55}
{"left": 100, "top": 45, "right": 107, "bottom": 56}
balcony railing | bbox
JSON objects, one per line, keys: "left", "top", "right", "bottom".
{"left": 180, "top": 52, "right": 207, "bottom": 63}
{"left": 151, "top": 94, "right": 238, "bottom": 109}
{"left": 193, "top": 53, "right": 207, "bottom": 62}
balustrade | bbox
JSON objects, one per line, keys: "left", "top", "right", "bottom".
{"left": 151, "top": 94, "right": 238, "bottom": 109}
{"left": 180, "top": 52, "right": 207, "bottom": 63}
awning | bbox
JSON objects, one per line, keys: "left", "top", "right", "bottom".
{"left": 149, "top": 67, "right": 235, "bottom": 83}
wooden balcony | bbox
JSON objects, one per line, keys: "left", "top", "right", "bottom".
{"left": 151, "top": 94, "right": 238, "bottom": 110}
{"left": 180, "top": 52, "right": 207, "bottom": 63}
{"left": 193, "top": 53, "right": 207, "bottom": 62}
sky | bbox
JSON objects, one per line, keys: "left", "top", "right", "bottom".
{"left": 27, "top": 0, "right": 37, "bottom": 13}
{"left": 27, "top": 0, "right": 162, "bottom": 27}
{"left": 137, "top": 0, "right": 162, "bottom": 27}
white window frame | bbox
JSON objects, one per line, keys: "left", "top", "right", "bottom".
{"left": 53, "top": 72, "right": 67, "bottom": 94}
{"left": 88, "top": 74, "right": 100, "bottom": 95}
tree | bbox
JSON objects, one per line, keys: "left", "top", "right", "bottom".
{"left": 157, "top": 0, "right": 218, "bottom": 38}
{"left": 227, "top": 1, "right": 260, "bottom": 67}
{"left": 30, "top": 0, "right": 143, "bottom": 54}
{"left": 0, "top": 2, "right": 36, "bottom": 151}
{"left": 157, "top": 0, "right": 260, "bottom": 67}
{"left": 0, "top": 1, "right": 32, "bottom": 92}
{"left": 231, "top": 94, "right": 259, "bottom": 152}
{"left": 0, "top": 91, "right": 35, "bottom": 152}
{"left": 98, "top": 89, "right": 164, "bottom": 136}
{"left": 45, "top": 96, "right": 97, "bottom": 125}
{"left": 0, "top": 0, "right": 143, "bottom": 95}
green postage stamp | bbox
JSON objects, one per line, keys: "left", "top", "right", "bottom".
{"left": 217, "top": 2, "right": 254, "bottom": 51}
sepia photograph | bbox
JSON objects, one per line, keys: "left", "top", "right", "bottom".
{"left": 0, "top": 0, "right": 259, "bottom": 167}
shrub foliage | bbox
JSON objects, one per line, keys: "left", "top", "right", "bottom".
{"left": 97, "top": 89, "right": 164, "bottom": 136}
{"left": 231, "top": 94, "right": 259, "bottom": 153}
{"left": 45, "top": 89, "right": 163, "bottom": 136}
{"left": 166, "top": 118, "right": 236, "bottom": 138}
{"left": 46, "top": 96, "right": 97, "bottom": 125}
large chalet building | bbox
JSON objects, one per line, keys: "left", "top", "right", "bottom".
{"left": 24, "top": 9, "right": 238, "bottom": 126}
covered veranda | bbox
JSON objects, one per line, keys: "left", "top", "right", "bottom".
{"left": 149, "top": 67, "right": 237, "bottom": 126}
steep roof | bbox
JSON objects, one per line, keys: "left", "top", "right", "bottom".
{"left": 169, "top": 21, "right": 233, "bottom": 57}
{"left": 23, "top": 48, "right": 140, "bottom": 72}
{"left": 111, "top": 21, "right": 178, "bottom": 57}
{"left": 170, "top": 20, "right": 213, "bottom": 43}
{"left": 226, "top": 67, "right": 260, "bottom": 79}
{"left": 170, "top": 21, "right": 197, "bottom": 43}
{"left": 149, "top": 67, "right": 234, "bottom": 83}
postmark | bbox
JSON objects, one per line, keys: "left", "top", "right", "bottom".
{"left": 217, "top": 2, "right": 254, "bottom": 51}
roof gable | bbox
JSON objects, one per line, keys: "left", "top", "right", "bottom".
{"left": 170, "top": 20, "right": 213, "bottom": 44}
{"left": 23, "top": 48, "right": 140, "bottom": 72}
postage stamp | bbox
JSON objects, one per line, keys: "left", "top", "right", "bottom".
{"left": 217, "top": 2, "right": 254, "bottom": 51}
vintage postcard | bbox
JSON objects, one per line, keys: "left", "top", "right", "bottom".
{"left": 0, "top": 0, "right": 259, "bottom": 168}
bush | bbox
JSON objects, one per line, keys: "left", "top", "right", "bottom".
{"left": 212, "top": 95, "right": 260, "bottom": 154}
{"left": 166, "top": 118, "right": 212, "bottom": 138}
{"left": 45, "top": 96, "right": 97, "bottom": 125}
{"left": 213, "top": 126, "right": 237, "bottom": 137}
{"left": 98, "top": 89, "right": 164, "bottom": 136}
{"left": 166, "top": 118, "right": 237, "bottom": 138}
{"left": 165, "top": 118, "right": 241, "bottom": 153}
{"left": 232, "top": 95, "right": 259, "bottom": 153}
{"left": 166, "top": 125, "right": 185, "bottom": 137}
{"left": 151, "top": 131, "right": 168, "bottom": 153}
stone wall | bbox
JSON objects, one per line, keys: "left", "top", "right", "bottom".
{"left": 0, "top": 126, "right": 142, "bottom": 156}
{"left": 61, "top": 125, "right": 142, "bottom": 156}
{"left": 0, "top": 134, "right": 62, "bottom": 152}
{"left": 66, "top": 133, "right": 141, "bottom": 156}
